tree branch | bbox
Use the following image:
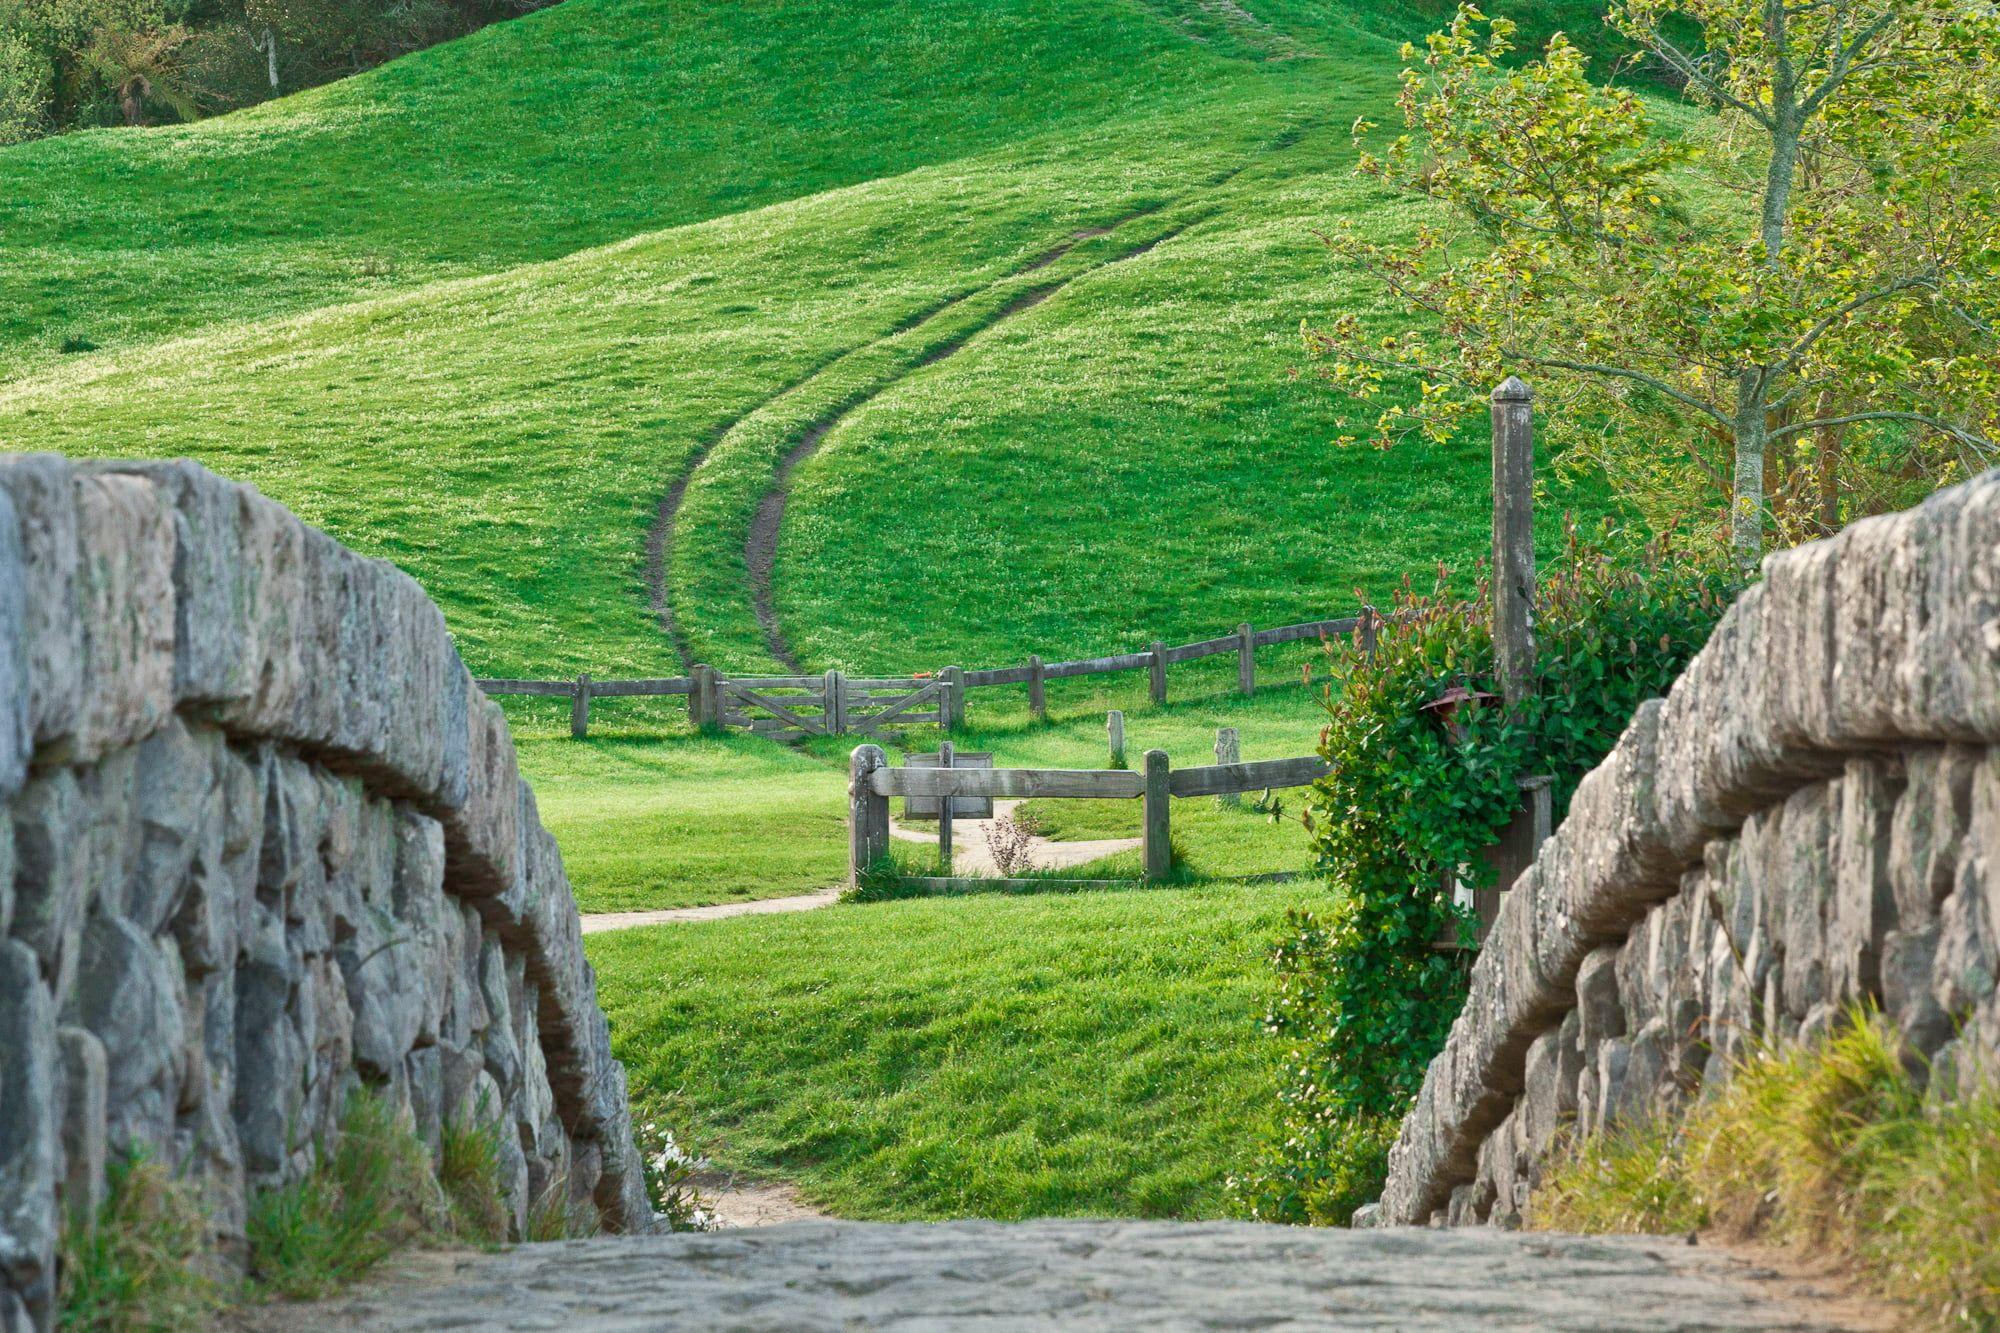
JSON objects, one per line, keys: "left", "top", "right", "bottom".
{"left": 1768, "top": 411, "right": 1996, "bottom": 451}
{"left": 1528, "top": 356, "right": 1738, "bottom": 428}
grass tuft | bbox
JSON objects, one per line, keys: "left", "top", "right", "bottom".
{"left": 58, "top": 1152, "right": 222, "bottom": 1332}
{"left": 247, "top": 1089, "right": 440, "bottom": 1300}
{"left": 1533, "top": 1008, "right": 2000, "bottom": 1327}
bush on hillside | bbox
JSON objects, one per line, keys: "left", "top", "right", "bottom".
{"left": 1237, "top": 523, "right": 1733, "bottom": 1225}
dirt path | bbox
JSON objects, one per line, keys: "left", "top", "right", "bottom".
{"left": 742, "top": 218, "right": 1193, "bottom": 671}
{"left": 231, "top": 1222, "right": 1897, "bottom": 1331}
{"left": 890, "top": 798, "right": 1139, "bottom": 875}
{"left": 580, "top": 887, "right": 840, "bottom": 933}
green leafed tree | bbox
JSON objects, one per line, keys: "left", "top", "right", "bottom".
{"left": 1310, "top": 1, "right": 2000, "bottom": 568}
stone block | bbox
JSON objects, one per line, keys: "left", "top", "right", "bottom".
{"left": 446, "top": 695, "right": 522, "bottom": 902}
{"left": 1890, "top": 746, "right": 1977, "bottom": 926}
{"left": 1830, "top": 759, "right": 1903, "bottom": 1005}
{"left": 129, "top": 717, "right": 221, "bottom": 934}
{"left": 0, "top": 454, "right": 82, "bottom": 754}
{"left": 72, "top": 472, "right": 176, "bottom": 761}
{"left": 81, "top": 459, "right": 249, "bottom": 710}
{"left": 1933, "top": 859, "right": 1997, "bottom": 1019}
{"left": 12, "top": 768, "right": 87, "bottom": 993}
{"left": 1775, "top": 783, "right": 1835, "bottom": 1019}
{"left": 55, "top": 1027, "right": 107, "bottom": 1228}
{"left": 1575, "top": 948, "right": 1623, "bottom": 1049}
{"left": 66, "top": 913, "right": 187, "bottom": 1157}
{"left": 0, "top": 940, "right": 57, "bottom": 1328}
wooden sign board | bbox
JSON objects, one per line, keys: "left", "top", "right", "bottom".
{"left": 901, "top": 751, "right": 995, "bottom": 820}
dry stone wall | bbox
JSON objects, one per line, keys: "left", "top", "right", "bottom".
{"left": 0, "top": 457, "right": 650, "bottom": 1331}
{"left": 1379, "top": 468, "right": 2000, "bottom": 1228}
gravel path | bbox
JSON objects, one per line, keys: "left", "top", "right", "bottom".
{"left": 238, "top": 1220, "right": 1890, "bottom": 1331}
{"left": 890, "top": 799, "right": 1140, "bottom": 875}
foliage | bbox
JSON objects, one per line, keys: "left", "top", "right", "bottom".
{"left": 589, "top": 881, "right": 1295, "bottom": 1221}
{"left": 634, "top": 1118, "right": 717, "bottom": 1232}
{"left": 1534, "top": 1007, "right": 2000, "bottom": 1328}
{"left": 0, "top": 0, "right": 551, "bottom": 140}
{"left": 57, "top": 1152, "right": 222, "bottom": 1331}
{"left": 1310, "top": 1, "right": 2000, "bottom": 567}
{"left": 1244, "top": 526, "right": 1732, "bottom": 1223}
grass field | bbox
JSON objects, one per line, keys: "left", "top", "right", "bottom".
{"left": 590, "top": 881, "right": 1312, "bottom": 1218}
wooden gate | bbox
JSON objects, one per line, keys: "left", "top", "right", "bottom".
{"left": 716, "top": 676, "right": 835, "bottom": 742}
{"left": 696, "top": 670, "right": 959, "bottom": 741}
{"left": 842, "top": 676, "right": 949, "bottom": 737}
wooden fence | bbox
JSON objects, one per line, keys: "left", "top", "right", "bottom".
{"left": 476, "top": 610, "right": 1377, "bottom": 739}
{"left": 848, "top": 742, "right": 1330, "bottom": 886}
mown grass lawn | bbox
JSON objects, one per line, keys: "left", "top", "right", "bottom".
{"left": 590, "top": 881, "right": 1316, "bottom": 1219}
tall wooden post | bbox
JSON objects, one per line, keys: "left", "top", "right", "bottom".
{"left": 570, "top": 673, "right": 591, "bottom": 739}
{"left": 1237, "top": 623, "right": 1255, "bottom": 696}
{"left": 1357, "top": 605, "right": 1379, "bottom": 658}
{"left": 1142, "top": 749, "right": 1172, "bottom": 880}
{"left": 1106, "top": 710, "right": 1126, "bottom": 768}
{"left": 1483, "top": 376, "right": 1545, "bottom": 942}
{"left": 1214, "top": 727, "right": 1241, "bottom": 807}
{"left": 849, "top": 745, "right": 890, "bottom": 887}
{"left": 939, "top": 665, "right": 964, "bottom": 731}
{"left": 1492, "top": 376, "right": 1537, "bottom": 704}
{"left": 824, "top": 669, "right": 845, "bottom": 735}
{"left": 1149, "top": 641, "right": 1167, "bottom": 705}
{"left": 690, "top": 664, "right": 718, "bottom": 731}
{"left": 1027, "top": 654, "right": 1046, "bottom": 719}
{"left": 936, "top": 742, "right": 955, "bottom": 872}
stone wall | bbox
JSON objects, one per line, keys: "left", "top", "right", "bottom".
{"left": 1378, "top": 468, "right": 2000, "bottom": 1227}
{"left": 0, "top": 457, "right": 650, "bottom": 1330}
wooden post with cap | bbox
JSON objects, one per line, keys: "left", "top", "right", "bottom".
{"left": 1492, "top": 375, "right": 1537, "bottom": 706}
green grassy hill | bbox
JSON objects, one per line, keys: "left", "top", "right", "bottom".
{"left": 0, "top": 0, "right": 1605, "bottom": 684}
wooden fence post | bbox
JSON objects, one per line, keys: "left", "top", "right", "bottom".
{"left": 1492, "top": 376, "right": 1537, "bottom": 705}
{"left": 1214, "top": 727, "right": 1241, "bottom": 807}
{"left": 940, "top": 666, "right": 964, "bottom": 731}
{"left": 1483, "top": 376, "right": 1544, "bottom": 941}
{"left": 570, "top": 673, "right": 591, "bottom": 739}
{"left": 1027, "top": 654, "right": 1046, "bottom": 719}
{"left": 1237, "top": 623, "right": 1255, "bottom": 696}
{"left": 1106, "top": 710, "right": 1125, "bottom": 768}
{"left": 824, "top": 669, "right": 845, "bottom": 735}
{"left": 936, "top": 742, "right": 955, "bottom": 872}
{"left": 1142, "top": 749, "right": 1172, "bottom": 880}
{"left": 1149, "top": 641, "right": 1167, "bottom": 705}
{"left": 849, "top": 745, "right": 890, "bottom": 887}
{"left": 689, "top": 664, "right": 716, "bottom": 730}
{"left": 1358, "top": 605, "right": 1379, "bottom": 659}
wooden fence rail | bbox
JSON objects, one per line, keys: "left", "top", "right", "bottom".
{"left": 477, "top": 610, "right": 1378, "bottom": 739}
{"left": 851, "top": 743, "right": 1332, "bottom": 886}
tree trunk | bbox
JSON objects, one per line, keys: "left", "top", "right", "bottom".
{"left": 1816, "top": 390, "right": 1843, "bottom": 535}
{"left": 1731, "top": 373, "right": 1768, "bottom": 571}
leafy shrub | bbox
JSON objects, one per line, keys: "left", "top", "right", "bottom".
{"left": 1241, "top": 524, "right": 1732, "bottom": 1223}
{"left": 635, "top": 1120, "right": 716, "bottom": 1233}
{"left": 1535, "top": 1007, "right": 2000, "bottom": 1327}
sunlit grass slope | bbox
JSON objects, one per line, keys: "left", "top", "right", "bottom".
{"left": 591, "top": 880, "right": 1305, "bottom": 1218}
{"left": 0, "top": 0, "right": 1276, "bottom": 378}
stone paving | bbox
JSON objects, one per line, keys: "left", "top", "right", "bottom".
{"left": 240, "top": 1219, "right": 1891, "bottom": 1331}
